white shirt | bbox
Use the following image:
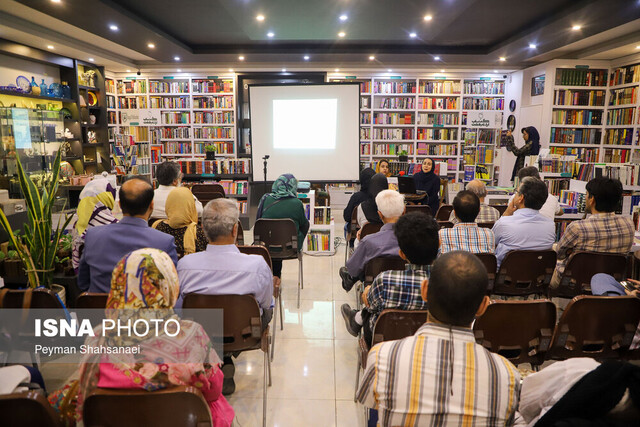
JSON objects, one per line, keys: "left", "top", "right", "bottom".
{"left": 508, "top": 193, "right": 561, "bottom": 220}
{"left": 152, "top": 185, "right": 203, "bottom": 219}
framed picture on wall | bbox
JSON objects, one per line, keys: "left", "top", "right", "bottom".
{"left": 531, "top": 75, "right": 545, "bottom": 96}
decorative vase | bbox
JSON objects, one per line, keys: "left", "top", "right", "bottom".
{"left": 51, "top": 283, "right": 66, "bottom": 305}
{"left": 40, "top": 79, "right": 49, "bottom": 97}
{"left": 30, "top": 77, "right": 40, "bottom": 96}
{"left": 61, "top": 81, "right": 71, "bottom": 99}
{"left": 89, "top": 114, "right": 96, "bottom": 124}
{"left": 206, "top": 151, "right": 216, "bottom": 160}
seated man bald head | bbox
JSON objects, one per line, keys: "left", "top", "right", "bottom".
{"left": 119, "top": 177, "right": 155, "bottom": 218}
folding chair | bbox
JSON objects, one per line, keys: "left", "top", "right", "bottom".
{"left": 494, "top": 250, "right": 557, "bottom": 298}
{"left": 357, "top": 256, "right": 407, "bottom": 310}
{"left": 358, "top": 222, "right": 382, "bottom": 241}
{"left": 83, "top": 385, "right": 211, "bottom": 427}
{"left": 253, "top": 218, "right": 303, "bottom": 308}
{"left": 437, "top": 220, "right": 454, "bottom": 229}
{"left": 183, "top": 294, "right": 271, "bottom": 427}
{"left": 236, "top": 220, "right": 245, "bottom": 245}
{"left": 551, "top": 251, "right": 628, "bottom": 299}
{"left": 75, "top": 292, "right": 108, "bottom": 309}
{"left": 0, "top": 390, "right": 61, "bottom": 427}
{"left": 404, "top": 205, "right": 432, "bottom": 217}
{"left": 474, "top": 253, "right": 497, "bottom": 292}
{"left": 474, "top": 300, "right": 556, "bottom": 367}
{"left": 546, "top": 295, "right": 640, "bottom": 361}
{"left": 435, "top": 204, "right": 453, "bottom": 221}
{"left": 191, "top": 184, "right": 225, "bottom": 206}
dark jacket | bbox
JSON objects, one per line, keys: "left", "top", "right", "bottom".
{"left": 343, "top": 168, "right": 375, "bottom": 222}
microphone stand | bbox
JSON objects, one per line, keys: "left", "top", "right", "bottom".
{"left": 262, "top": 155, "right": 270, "bottom": 197}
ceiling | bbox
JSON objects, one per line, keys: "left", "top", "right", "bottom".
{"left": 2, "top": 0, "right": 640, "bottom": 72}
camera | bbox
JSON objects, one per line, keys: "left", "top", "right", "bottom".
{"left": 137, "top": 70, "right": 141, "bottom": 76}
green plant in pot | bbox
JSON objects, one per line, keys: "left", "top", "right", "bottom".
{"left": 398, "top": 150, "right": 409, "bottom": 162}
{"left": 0, "top": 149, "right": 73, "bottom": 299}
{"left": 204, "top": 144, "right": 217, "bottom": 160}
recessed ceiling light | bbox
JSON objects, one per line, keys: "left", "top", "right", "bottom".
{"left": 338, "top": 31, "right": 346, "bottom": 38}
{"left": 529, "top": 43, "right": 537, "bottom": 49}
{"left": 47, "top": 45, "right": 54, "bottom": 50}
{"left": 267, "top": 32, "right": 274, "bottom": 38}
{"left": 409, "top": 32, "right": 417, "bottom": 38}
{"left": 256, "top": 15, "right": 265, "bottom": 21}
{"left": 499, "top": 57, "right": 506, "bottom": 61}
{"left": 334, "top": 68, "right": 340, "bottom": 72}
{"left": 387, "top": 69, "right": 393, "bottom": 72}
{"left": 282, "top": 68, "right": 287, "bottom": 72}
{"left": 339, "top": 14, "right": 348, "bottom": 21}
{"left": 493, "top": 69, "right": 498, "bottom": 73}
{"left": 434, "top": 56, "right": 440, "bottom": 60}
{"left": 229, "top": 68, "right": 234, "bottom": 72}
{"left": 174, "top": 56, "right": 180, "bottom": 61}
{"left": 238, "top": 55, "right": 245, "bottom": 61}
{"left": 177, "top": 69, "right": 182, "bottom": 72}
{"left": 369, "top": 55, "right": 375, "bottom": 60}
{"left": 109, "top": 24, "right": 118, "bottom": 31}
{"left": 51, "top": 0, "right": 61, "bottom": 3}
{"left": 88, "top": 58, "right": 95, "bottom": 62}
{"left": 424, "top": 15, "right": 433, "bottom": 21}
{"left": 304, "top": 55, "right": 310, "bottom": 60}
{"left": 636, "top": 45, "right": 640, "bottom": 49}
{"left": 572, "top": 25, "right": 581, "bottom": 31}
{"left": 126, "top": 69, "right": 131, "bottom": 72}
{"left": 147, "top": 43, "right": 155, "bottom": 48}
{"left": 440, "top": 69, "right": 445, "bottom": 73}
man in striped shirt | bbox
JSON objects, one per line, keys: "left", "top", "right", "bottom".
{"left": 440, "top": 190, "right": 495, "bottom": 254}
{"left": 357, "top": 251, "right": 521, "bottom": 426}
{"left": 448, "top": 179, "right": 501, "bottom": 225}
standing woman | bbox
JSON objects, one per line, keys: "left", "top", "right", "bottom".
{"left": 413, "top": 158, "right": 441, "bottom": 216}
{"left": 505, "top": 126, "right": 541, "bottom": 181}
{"left": 257, "top": 173, "right": 310, "bottom": 278}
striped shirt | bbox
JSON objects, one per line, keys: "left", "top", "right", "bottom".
{"left": 357, "top": 323, "right": 521, "bottom": 426}
{"left": 439, "top": 223, "right": 495, "bottom": 255}
{"left": 449, "top": 204, "right": 501, "bottom": 225}
{"left": 366, "top": 264, "right": 430, "bottom": 332}
{"left": 71, "top": 202, "right": 118, "bottom": 271}
{"left": 555, "top": 212, "right": 635, "bottom": 275}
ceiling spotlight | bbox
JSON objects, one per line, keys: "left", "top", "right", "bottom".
{"left": 256, "top": 14, "right": 265, "bottom": 21}
{"left": 499, "top": 57, "right": 506, "bottom": 61}
{"left": 109, "top": 24, "right": 119, "bottom": 31}
{"left": 177, "top": 69, "right": 182, "bottom": 72}
{"left": 126, "top": 69, "right": 131, "bottom": 72}
{"left": 440, "top": 69, "right": 445, "bottom": 73}
{"left": 339, "top": 14, "right": 348, "bottom": 21}
{"left": 304, "top": 55, "right": 310, "bottom": 60}
{"left": 88, "top": 58, "right": 95, "bottom": 62}
{"left": 334, "top": 68, "right": 340, "bottom": 72}
{"left": 369, "top": 55, "right": 375, "bottom": 60}
{"left": 238, "top": 55, "right": 245, "bottom": 61}
{"left": 282, "top": 68, "right": 287, "bottom": 72}
{"left": 409, "top": 32, "right": 417, "bottom": 38}
{"left": 636, "top": 45, "right": 640, "bottom": 49}
{"left": 424, "top": 15, "right": 433, "bottom": 21}
{"left": 51, "top": 0, "right": 61, "bottom": 3}
{"left": 267, "top": 32, "right": 274, "bottom": 38}
{"left": 229, "top": 68, "right": 234, "bottom": 72}
{"left": 387, "top": 69, "right": 393, "bottom": 72}
{"left": 47, "top": 45, "right": 54, "bottom": 50}
{"left": 493, "top": 69, "right": 498, "bottom": 73}
{"left": 147, "top": 43, "right": 155, "bottom": 48}
{"left": 174, "top": 56, "right": 180, "bottom": 61}
{"left": 338, "top": 31, "right": 346, "bottom": 38}
{"left": 572, "top": 25, "right": 581, "bottom": 31}
{"left": 529, "top": 43, "right": 537, "bottom": 49}
{"left": 434, "top": 56, "right": 440, "bottom": 60}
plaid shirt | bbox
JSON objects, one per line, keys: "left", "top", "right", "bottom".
{"left": 357, "top": 323, "right": 521, "bottom": 426}
{"left": 556, "top": 212, "right": 635, "bottom": 274}
{"left": 366, "top": 264, "right": 430, "bottom": 331}
{"left": 449, "top": 204, "right": 501, "bottom": 224}
{"left": 439, "top": 223, "right": 495, "bottom": 254}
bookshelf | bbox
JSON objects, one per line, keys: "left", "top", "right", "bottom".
{"left": 299, "top": 190, "right": 335, "bottom": 254}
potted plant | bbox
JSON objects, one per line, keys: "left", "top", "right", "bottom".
{"left": 204, "top": 144, "right": 217, "bottom": 160}
{"left": 398, "top": 150, "right": 409, "bottom": 162}
{"left": 0, "top": 149, "right": 73, "bottom": 302}
{"left": 4, "top": 249, "right": 24, "bottom": 279}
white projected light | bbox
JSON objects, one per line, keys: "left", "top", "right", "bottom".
{"left": 273, "top": 99, "right": 337, "bottom": 150}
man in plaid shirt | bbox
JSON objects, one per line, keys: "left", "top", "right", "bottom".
{"left": 440, "top": 190, "right": 495, "bottom": 254}
{"left": 448, "top": 179, "right": 501, "bottom": 224}
{"left": 341, "top": 212, "right": 439, "bottom": 344}
{"left": 551, "top": 177, "right": 635, "bottom": 288}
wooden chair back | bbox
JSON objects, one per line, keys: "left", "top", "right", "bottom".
{"left": 404, "top": 205, "right": 432, "bottom": 217}
{"left": 359, "top": 222, "right": 382, "bottom": 240}
{"left": 253, "top": 218, "right": 299, "bottom": 260}
{"left": 237, "top": 245, "right": 272, "bottom": 271}
{"left": 435, "top": 204, "right": 453, "bottom": 221}
{"left": 0, "top": 391, "right": 61, "bottom": 427}
{"left": 495, "top": 250, "right": 557, "bottom": 297}
{"left": 552, "top": 251, "right": 628, "bottom": 298}
{"left": 363, "top": 256, "right": 407, "bottom": 287}
{"left": 75, "top": 292, "right": 108, "bottom": 309}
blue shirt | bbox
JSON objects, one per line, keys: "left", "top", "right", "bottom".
{"left": 492, "top": 208, "right": 556, "bottom": 267}
{"left": 176, "top": 244, "right": 273, "bottom": 310}
{"left": 346, "top": 223, "right": 400, "bottom": 278}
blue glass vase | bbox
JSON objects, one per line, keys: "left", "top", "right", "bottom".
{"left": 30, "top": 77, "right": 41, "bottom": 96}
{"left": 40, "top": 79, "right": 49, "bottom": 97}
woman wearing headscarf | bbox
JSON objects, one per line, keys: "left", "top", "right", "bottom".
{"left": 505, "top": 126, "right": 541, "bottom": 181}
{"left": 356, "top": 173, "right": 389, "bottom": 228}
{"left": 48, "top": 248, "right": 234, "bottom": 427}
{"left": 256, "top": 173, "right": 309, "bottom": 277}
{"left": 151, "top": 187, "right": 208, "bottom": 258}
{"left": 375, "top": 159, "right": 391, "bottom": 177}
{"left": 71, "top": 176, "right": 118, "bottom": 273}
{"left": 413, "top": 157, "right": 441, "bottom": 215}
{"left": 343, "top": 167, "right": 375, "bottom": 225}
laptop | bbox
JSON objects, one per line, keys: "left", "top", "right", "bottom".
{"left": 398, "top": 176, "right": 425, "bottom": 195}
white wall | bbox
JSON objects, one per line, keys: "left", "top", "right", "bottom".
{"left": 0, "top": 53, "right": 61, "bottom": 88}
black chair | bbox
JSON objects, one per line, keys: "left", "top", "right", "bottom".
{"left": 76, "top": 292, "right": 108, "bottom": 308}
{"left": 435, "top": 204, "right": 453, "bottom": 221}
{"left": 404, "top": 205, "right": 432, "bottom": 217}
{"left": 551, "top": 251, "right": 628, "bottom": 299}
{"left": 191, "top": 184, "right": 225, "bottom": 206}
{"left": 474, "top": 253, "right": 497, "bottom": 291}
{"left": 0, "top": 391, "right": 61, "bottom": 427}
{"left": 357, "top": 256, "right": 407, "bottom": 310}
{"left": 494, "top": 250, "right": 557, "bottom": 298}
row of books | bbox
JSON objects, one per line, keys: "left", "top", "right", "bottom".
{"left": 416, "top": 128, "right": 458, "bottom": 141}
{"left": 150, "top": 96, "right": 189, "bottom": 109}
{"left": 360, "top": 128, "right": 371, "bottom": 140}
{"left": 118, "top": 79, "right": 147, "bottom": 94}
{"left": 360, "top": 112, "right": 371, "bottom": 125}
{"left": 418, "top": 97, "right": 458, "bottom": 110}
{"left": 543, "top": 177, "right": 570, "bottom": 196}
{"left": 551, "top": 109, "right": 602, "bottom": 125}
{"left": 108, "top": 127, "right": 116, "bottom": 141}
{"left": 107, "top": 95, "right": 116, "bottom": 109}
{"left": 372, "top": 128, "right": 413, "bottom": 140}
{"left": 416, "top": 112, "right": 459, "bottom": 126}
{"left": 373, "top": 113, "right": 414, "bottom": 125}
{"left": 475, "top": 146, "right": 494, "bottom": 164}
{"left": 193, "top": 126, "right": 233, "bottom": 139}
{"left": 606, "top": 107, "right": 635, "bottom": 126}
{"left": 193, "top": 111, "right": 234, "bottom": 124}
{"left": 238, "top": 200, "right": 248, "bottom": 214}
{"left": 373, "top": 82, "right": 416, "bottom": 94}
{"left": 577, "top": 163, "right": 640, "bottom": 186}
{"left": 118, "top": 97, "right": 147, "bottom": 109}
{"left": 360, "top": 143, "right": 371, "bottom": 155}
{"left": 476, "top": 129, "right": 499, "bottom": 145}
{"left": 371, "top": 143, "right": 414, "bottom": 155}
{"left": 108, "top": 111, "right": 117, "bottom": 125}
{"left": 603, "top": 148, "right": 632, "bottom": 163}
{"left": 177, "top": 159, "right": 250, "bottom": 175}
{"left": 379, "top": 97, "right": 415, "bottom": 109}
{"left": 604, "top": 128, "right": 634, "bottom": 145}
{"left": 219, "top": 180, "right": 248, "bottom": 195}
{"left": 419, "top": 80, "right": 461, "bottom": 94}
{"left": 416, "top": 143, "right": 457, "bottom": 156}
{"left": 550, "top": 147, "right": 600, "bottom": 162}
{"left": 463, "top": 81, "right": 504, "bottom": 95}
{"left": 609, "top": 87, "right": 637, "bottom": 106}
{"left": 193, "top": 95, "right": 234, "bottom": 109}
{"left": 550, "top": 128, "right": 601, "bottom": 145}
{"left": 149, "top": 80, "right": 189, "bottom": 94}
{"left": 559, "top": 190, "right": 587, "bottom": 212}
{"left": 193, "top": 142, "right": 234, "bottom": 154}
{"left": 164, "top": 142, "right": 192, "bottom": 154}
{"left": 553, "top": 90, "right": 605, "bottom": 107}
{"left": 313, "top": 207, "right": 331, "bottom": 225}
{"left": 462, "top": 97, "right": 504, "bottom": 110}
{"left": 191, "top": 80, "right": 233, "bottom": 94}
{"left": 105, "top": 79, "right": 116, "bottom": 94}
{"left": 463, "top": 164, "right": 491, "bottom": 181}
{"left": 539, "top": 156, "right": 575, "bottom": 174}
{"left": 159, "top": 126, "right": 190, "bottom": 139}
{"left": 121, "top": 126, "right": 150, "bottom": 141}
{"left": 162, "top": 112, "right": 190, "bottom": 124}
{"left": 359, "top": 81, "right": 371, "bottom": 93}
{"left": 150, "top": 146, "right": 162, "bottom": 163}
{"left": 610, "top": 64, "right": 640, "bottom": 87}
{"left": 554, "top": 220, "right": 574, "bottom": 240}
{"left": 555, "top": 69, "right": 607, "bottom": 87}
{"left": 360, "top": 97, "right": 371, "bottom": 109}
{"left": 306, "top": 232, "right": 331, "bottom": 252}
{"left": 360, "top": 161, "right": 421, "bottom": 176}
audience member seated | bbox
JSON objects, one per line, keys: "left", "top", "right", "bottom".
{"left": 152, "top": 161, "right": 203, "bottom": 219}
{"left": 551, "top": 177, "right": 635, "bottom": 289}
{"left": 376, "top": 158, "right": 391, "bottom": 178}
{"left": 256, "top": 173, "right": 310, "bottom": 278}
{"left": 341, "top": 212, "right": 439, "bottom": 344}
{"left": 49, "top": 248, "right": 234, "bottom": 427}
{"left": 152, "top": 187, "right": 208, "bottom": 258}
{"left": 339, "top": 189, "right": 404, "bottom": 292}
{"left": 508, "top": 167, "right": 562, "bottom": 220}
{"left": 342, "top": 167, "right": 375, "bottom": 236}
{"left": 356, "top": 173, "right": 389, "bottom": 229}
{"left": 78, "top": 177, "right": 178, "bottom": 293}
{"left": 448, "top": 179, "right": 500, "bottom": 224}
{"left": 356, "top": 251, "right": 521, "bottom": 425}
{"left": 492, "top": 177, "right": 555, "bottom": 267}
{"left": 413, "top": 157, "right": 441, "bottom": 215}
{"left": 71, "top": 175, "right": 118, "bottom": 273}
{"left": 440, "top": 190, "right": 495, "bottom": 254}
